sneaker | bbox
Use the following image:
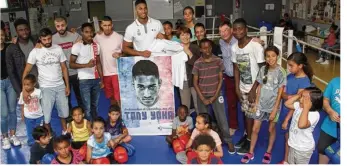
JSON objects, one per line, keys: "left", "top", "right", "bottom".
{"left": 278, "top": 160, "right": 289, "bottom": 164}
{"left": 9, "top": 135, "right": 21, "bottom": 146}
{"left": 227, "top": 142, "right": 236, "bottom": 154}
{"left": 241, "top": 153, "right": 254, "bottom": 163}
{"left": 262, "top": 152, "right": 272, "bottom": 164}
{"left": 235, "top": 134, "right": 247, "bottom": 148}
{"left": 320, "top": 60, "right": 329, "bottom": 65}
{"left": 2, "top": 138, "right": 11, "bottom": 150}
{"left": 315, "top": 58, "right": 324, "bottom": 63}
{"left": 237, "top": 139, "right": 250, "bottom": 155}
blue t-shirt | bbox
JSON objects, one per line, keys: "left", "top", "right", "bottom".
{"left": 106, "top": 119, "right": 126, "bottom": 138}
{"left": 87, "top": 133, "right": 112, "bottom": 159}
{"left": 321, "top": 77, "right": 340, "bottom": 138}
{"left": 282, "top": 73, "right": 311, "bottom": 113}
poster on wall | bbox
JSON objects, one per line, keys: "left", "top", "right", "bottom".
{"left": 118, "top": 56, "right": 175, "bottom": 135}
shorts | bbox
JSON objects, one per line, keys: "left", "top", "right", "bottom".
{"left": 253, "top": 109, "right": 280, "bottom": 122}
{"left": 103, "top": 75, "right": 120, "bottom": 101}
{"left": 71, "top": 141, "right": 87, "bottom": 149}
{"left": 240, "top": 91, "right": 256, "bottom": 119}
{"left": 317, "top": 130, "right": 338, "bottom": 154}
{"left": 288, "top": 146, "right": 313, "bottom": 164}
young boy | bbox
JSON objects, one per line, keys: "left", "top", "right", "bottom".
{"left": 51, "top": 134, "right": 84, "bottom": 164}
{"left": 231, "top": 18, "right": 265, "bottom": 154}
{"left": 106, "top": 104, "right": 132, "bottom": 143}
{"left": 19, "top": 74, "right": 44, "bottom": 146}
{"left": 285, "top": 87, "right": 322, "bottom": 164}
{"left": 192, "top": 38, "right": 235, "bottom": 153}
{"left": 166, "top": 105, "right": 194, "bottom": 145}
{"left": 187, "top": 134, "right": 223, "bottom": 164}
{"left": 29, "top": 126, "right": 54, "bottom": 164}
{"left": 316, "top": 24, "right": 338, "bottom": 65}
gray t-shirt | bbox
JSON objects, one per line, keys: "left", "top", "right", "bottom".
{"left": 256, "top": 65, "right": 286, "bottom": 113}
{"left": 172, "top": 116, "right": 194, "bottom": 136}
{"left": 52, "top": 31, "right": 80, "bottom": 76}
{"left": 19, "top": 40, "right": 38, "bottom": 77}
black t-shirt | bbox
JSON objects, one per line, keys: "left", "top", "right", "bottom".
{"left": 29, "top": 139, "right": 54, "bottom": 164}
{"left": 54, "top": 150, "right": 73, "bottom": 164}
{"left": 1, "top": 44, "right": 9, "bottom": 79}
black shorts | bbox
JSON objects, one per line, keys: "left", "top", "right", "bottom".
{"left": 317, "top": 130, "right": 337, "bottom": 154}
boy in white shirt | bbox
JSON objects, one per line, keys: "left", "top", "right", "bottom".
{"left": 19, "top": 74, "right": 44, "bottom": 146}
{"left": 284, "top": 87, "right": 322, "bottom": 164}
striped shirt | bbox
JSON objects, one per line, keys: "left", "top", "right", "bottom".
{"left": 192, "top": 55, "right": 224, "bottom": 97}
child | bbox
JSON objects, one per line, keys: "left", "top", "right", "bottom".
{"left": 231, "top": 18, "right": 265, "bottom": 154}
{"left": 318, "top": 77, "right": 340, "bottom": 164}
{"left": 29, "top": 126, "right": 54, "bottom": 164}
{"left": 279, "top": 52, "right": 313, "bottom": 164}
{"left": 86, "top": 117, "right": 117, "bottom": 164}
{"left": 285, "top": 87, "right": 322, "bottom": 164}
{"left": 188, "top": 134, "right": 223, "bottom": 164}
{"left": 176, "top": 113, "right": 223, "bottom": 164}
{"left": 106, "top": 104, "right": 132, "bottom": 144}
{"left": 51, "top": 134, "right": 84, "bottom": 164}
{"left": 67, "top": 106, "right": 92, "bottom": 149}
{"left": 241, "top": 46, "right": 286, "bottom": 163}
{"left": 166, "top": 105, "right": 194, "bottom": 145}
{"left": 19, "top": 74, "right": 44, "bottom": 146}
{"left": 316, "top": 24, "right": 338, "bottom": 65}
{"left": 163, "top": 21, "right": 180, "bottom": 42}
{"left": 192, "top": 38, "right": 234, "bottom": 154}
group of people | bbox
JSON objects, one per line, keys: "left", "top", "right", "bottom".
{"left": 0, "top": 0, "right": 340, "bottom": 164}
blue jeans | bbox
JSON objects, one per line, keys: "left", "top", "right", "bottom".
{"left": 320, "top": 43, "right": 333, "bottom": 60}
{"left": 25, "top": 116, "right": 43, "bottom": 146}
{"left": 79, "top": 79, "right": 100, "bottom": 121}
{"left": 0, "top": 78, "right": 18, "bottom": 135}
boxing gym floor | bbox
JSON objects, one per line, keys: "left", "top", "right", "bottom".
{"left": 1, "top": 52, "right": 336, "bottom": 164}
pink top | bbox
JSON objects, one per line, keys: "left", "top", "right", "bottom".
{"left": 190, "top": 129, "right": 222, "bottom": 147}
{"left": 325, "top": 33, "right": 336, "bottom": 47}
{"left": 51, "top": 150, "right": 83, "bottom": 164}
{"left": 94, "top": 31, "right": 123, "bottom": 76}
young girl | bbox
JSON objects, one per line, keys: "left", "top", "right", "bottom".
{"left": 67, "top": 106, "right": 92, "bottom": 149}
{"left": 19, "top": 74, "right": 44, "bottom": 146}
{"left": 183, "top": 6, "right": 197, "bottom": 42}
{"left": 279, "top": 52, "right": 313, "bottom": 164}
{"left": 285, "top": 87, "right": 322, "bottom": 164}
{"left": 106, "top": 104, "right": 132, "bottom": 144}
{"left": 51, "top": 134, "right": 84, "bottom": 164}
{"left": 187, "top": 134, "right": 223, "bottom": 164}
{"left": 241, "top": 46, "right": 286, "bottom": 163}
{"left": 86, "top": 117, "right": 117, "bottom": 164}
{"left": 176, "top": 113, "right": 223, "bottom": 164}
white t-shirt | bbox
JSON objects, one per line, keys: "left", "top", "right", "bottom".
{"left": 94, "top": 32, "right": 123, "bottom": 76}
{"left": 71, "top": 42, "right": 101, "bottom": 80}
{"left": 288, "top": 102, "right": 320, "bottom": 152}
{"left": 27, "top": 45, "right": 67, "bottom": 87}
{"left": 18, "top": 88, "right": 44, "bottom": 119}
{"left": 148, "top": 39, "right": 187, "bottom": 89}
{"left": 231, "top": 40, "right": 265, "bottom": 93}
{"left": 124, "top": 17, "right": 164, "bottom": 51}
{"left": 52, "top": 32, "right": 81, "bottom": 76}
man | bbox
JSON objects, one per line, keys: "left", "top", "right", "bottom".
{"left": 52, "top": 16, "right": 83, "bottom": 113}
{"left": 231, "top": 18, "right": 265, "bottom": 155}
{"left": 6, "top": 18, "right": 38, "bottom": 97}
{"left": 192, "top": 38, "right": 235, "bottom": 154}
{"left": 132, "top": 60, "right": 161, "bottom": 107}
{"left": 70, "top": 23, "right": 103, "bottom": 121}
{"left": 192, "top": 23, "right": 221, "bottom": 56}
{"left": 218, "top": 21, "right": 239, "bottom": 136}
{"left": 94, "top": 16, "right": 123, "bottom": 106}
{"left": 22, "top": 28, "right": 70, "bottom": 135}
{"left": 123, "top": 0, "right": 164, "bottom": 57}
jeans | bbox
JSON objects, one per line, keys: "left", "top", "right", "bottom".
{"left": 320, "top": 43, "right": 333, "bottom": 60}
{"left": 25, "top": 116, "right": 43, "bottom": 146}
{"left": 79, "top": 79, "right": 101, "bottom": 121}
{"left": 0, "top": 78, "right": 18, "bottom": 135}
{"left": 68, "top": 74, "right": 83, "bottom": 114}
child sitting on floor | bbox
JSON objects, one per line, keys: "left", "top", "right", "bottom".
{"left": 29, "top": 126, "right": 54, "bottom": 164}
{"left": 67, "top": 106, "right": 92, "bottom": 149}
{"left": 187, "top": 134, "right": 223, "bottom": 164}
{"left": 106, "top": 104, "right": 132, "bottom": 144}
{"left": 51, "top": 134, "right": 84, "bottom": 164}
{"left": 166, "top": 105, "right": 194, "bottom": 145}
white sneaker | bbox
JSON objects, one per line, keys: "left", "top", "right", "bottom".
{"left": 10, "top": 135, "right": 21, "bottom": 146}
{"left": 316, "top": 58, "right": 324, "bottom": 63}
{"left": 2, "top": 138, "right": 11, "bottom": 150}
{"left": 321, "top": 60, "right": 329, "bottom": 65}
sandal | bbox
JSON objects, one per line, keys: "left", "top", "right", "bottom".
{"left": 241, "top": 153, "right": 254, "bottom": 164}
{"left": 262, "top": 152, "right": 272, "bottom": 164}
